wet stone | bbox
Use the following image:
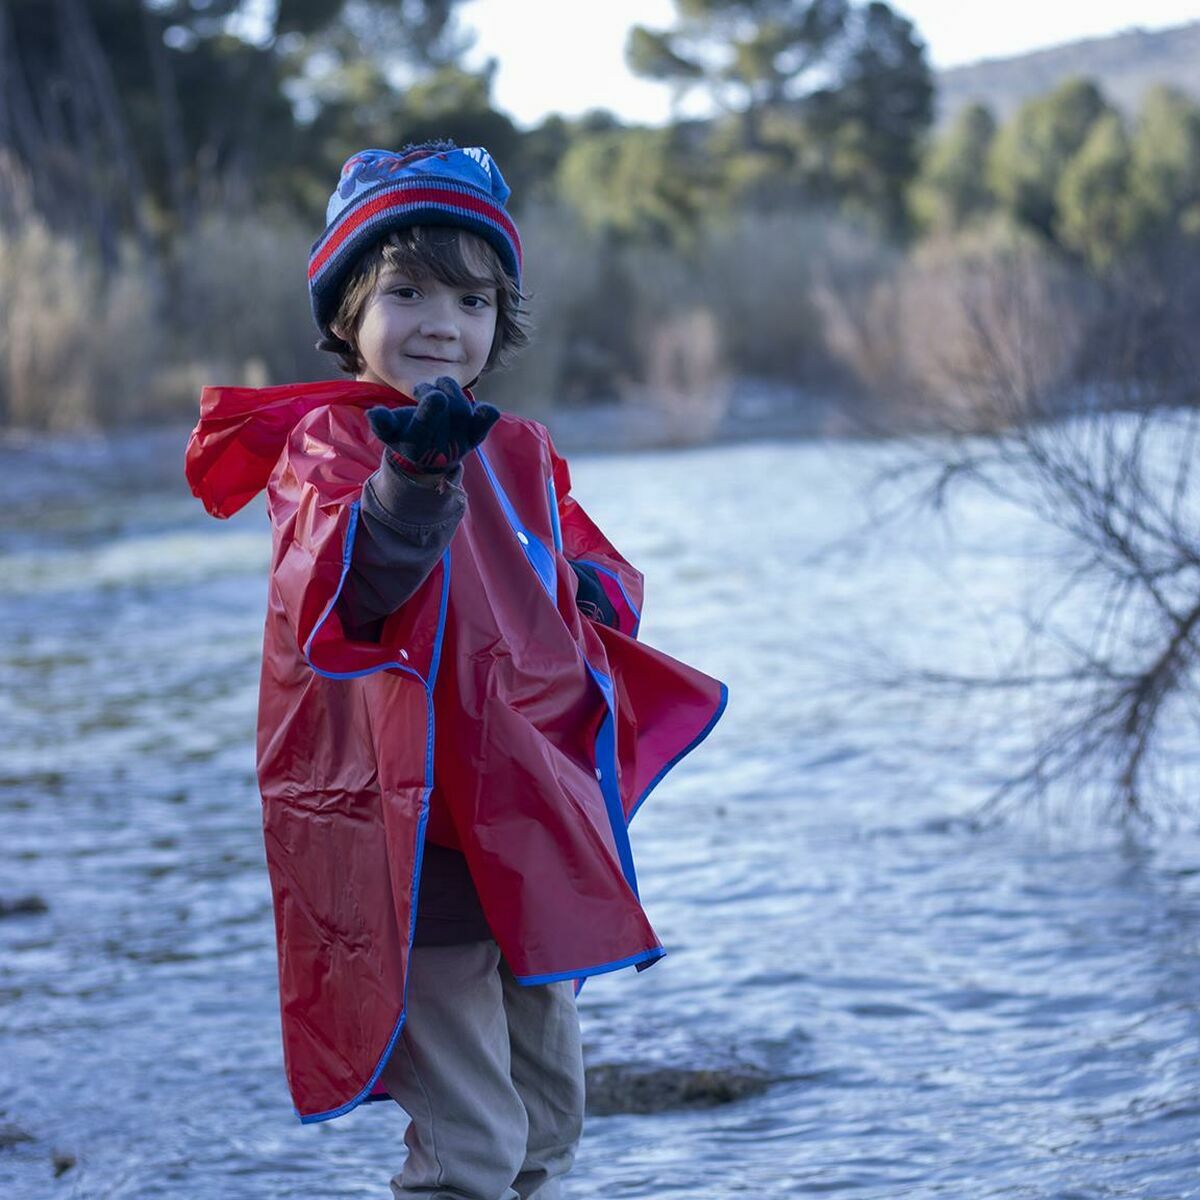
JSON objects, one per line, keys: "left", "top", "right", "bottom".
{"left": 52, "top": 1151, "right": 76, "bottom": 1177}
{"left": 585, "top": 1063, "right": 772, "bottom": 1115}
{"left": 0, "top": 1123, "right": 35, "bottom": 1150}
{"left": 0, "top": 894, "right": 49, "bottom": 919}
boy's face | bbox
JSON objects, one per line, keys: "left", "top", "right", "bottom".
{"left": 351, "top": 267, "right": 498, "bottom": 399}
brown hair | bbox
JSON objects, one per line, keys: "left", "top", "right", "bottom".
{"left": 323, "top": 225, "right": 530, "bottom": 377}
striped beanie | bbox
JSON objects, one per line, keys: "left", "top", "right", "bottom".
{"left": 308, "top": 140, "right": 523, "bottom": 335}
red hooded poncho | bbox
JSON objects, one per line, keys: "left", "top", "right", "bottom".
{"left": 185, "top": 379, "right": 727, "bottom": 1123}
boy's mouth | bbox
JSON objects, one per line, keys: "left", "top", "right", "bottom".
{"left": 406, "top": 354, "right": 459, "bottom": 364}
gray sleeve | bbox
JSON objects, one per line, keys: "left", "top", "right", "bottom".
{"left": 337, "top": 456, "right": 467, "bottom": 640}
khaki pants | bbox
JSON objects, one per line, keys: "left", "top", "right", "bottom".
{"left": 380, "top": 940, "right": 586, "bottom": 1200}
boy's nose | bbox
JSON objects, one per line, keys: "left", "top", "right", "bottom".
{"left": 419, "top": 297, "right": 460, "bottom": 339}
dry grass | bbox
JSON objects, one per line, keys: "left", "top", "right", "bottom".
{"left": 483, "top": 206, "right": 732, "bottom": 434}
{"left": 2, "top": 199, "right": 1170, "bottom": 436}
{"left": 0, "top": 217, "right": 161, "bottom": 429}
{"left": 0, "top": 206, "right": 330, "bottom": 429}
{"left": 697, "top": 209, "right": 858, "bottom": 388}
{"left": 478, "top": 203, "right": 605, "bottom": 415}
{"left": 814, "top": 219, "right": 1103, "bottom": 432}
{"left": 167, "top": 209, "right": 328, "bottom": 390}
{"left": 896, "top": 225, "right": 1100, "bottom": 430}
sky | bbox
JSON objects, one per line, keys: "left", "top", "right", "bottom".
{"left": 459, "top": 0, "right": 1200, "bottom": 128}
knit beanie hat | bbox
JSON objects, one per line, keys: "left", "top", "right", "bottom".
{"left": 308, "top": 140, "right": 523, "bottom": 336}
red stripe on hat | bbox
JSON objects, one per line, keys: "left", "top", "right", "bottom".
{"left": 309, "top": 185, "right": 522, "bottom": 280}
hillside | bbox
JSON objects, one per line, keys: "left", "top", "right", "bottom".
{"left": 935, "top": 20, "right": 1200, "bottom": 126}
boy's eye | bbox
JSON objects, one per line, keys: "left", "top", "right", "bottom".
{"left": 389, "top": 285, "right": 420, "bottom": 299}
{"left": 461, "top": 294, "right": 492, "bottom": 309}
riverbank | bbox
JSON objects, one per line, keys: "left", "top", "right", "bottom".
{"left": 0, "top": 379, "right": 839, "bottom": 514}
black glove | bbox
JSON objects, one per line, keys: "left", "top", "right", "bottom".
{"left": 569, "top": 560, "right": 619, "bottom": 627}
{"left": 366, "top": 376, "right": 500, "bottom": 474}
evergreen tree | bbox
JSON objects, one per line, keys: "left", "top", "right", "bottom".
{"left": 555, "top": 125, "right": 713, "bottom": 245}
{"left": 0, "top": 0, "right": 480, "bottom": 252}
{"left": 803, "top": 2, "right": 933, "bottom": 235}
{"left": 909, "top": 103, "right": 997, "bottom": 232}
{"left": 627, "top": 0, "right": 932, "bottom": 235}
{"left": 1125, "top": 85, "right": 1200, "bottom": 245}
{"left": 1056, "top": 111, "right": 1133, "bottom": 269}
{"left": 626, "top": 0, "right": 850, "bottom": 148}
{"left": 987, "top": 77, "right": 1111, "bottom": 241}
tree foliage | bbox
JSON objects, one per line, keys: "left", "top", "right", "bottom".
{"left": 1055, "top": 112, "right": 1132, "bottom": 269}
{"left": 985, "top": 78, "right": 1111, "bottom": 241}
{"left": 0, "top": 0, "right": 482, "bottom": 257}
{"left": 555, "top": 126, "right": 714, "bottom": 246}
{"left": 1125, "top": 85, "right": 1200, "bottom": 245}
{"left": 972, "top": 81, "right": 1200, "bottom": 269}
{"left": 3, "top": 0, "right": 1197, "bottom": 281}
{"left": 626, "top": 0, "right": 932, "bottom": 234}
{"left": 908, "top": 103, "right": 997, "bottom": 233}
{"left": 803, "top": 3, "right": 933, "bottom": 234}
{"left": 627, "top": 0, "right": 850, "bottom": 136}
{"left": 900, "top": 77, "right": 1200, "bottom": 268}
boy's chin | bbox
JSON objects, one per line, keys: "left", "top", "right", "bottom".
{"left": 360, "top": 373, "right": 422, "bottom": 400}
{"left": 401, "top": 362, "right": 472, "bottom": 395}
{"left": 358, "top": 362, "right": 472, "bottom": 399}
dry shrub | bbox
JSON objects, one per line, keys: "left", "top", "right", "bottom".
{"left": 896, "top": 225, "right": 1100, "bottom": 429}
{"left": 480, "top": 203, "right": 605, "bottom": 414}
{"left": 611, "top": 241, "right": 730, "bottom": 443}
{"left": 485, "top": 204, "right": 732, "bottom": 429}
{"left": 168, "top": 208, "right": 327, "bottom": 390}
{"left": 807, "top": 220, "right": 905, "bottom": 408}
{"left": 0, "top": 216, "right": 162, "bottom": 429}
{"left": 814, "top": 219, "right": 1101, "bottom": 432}
{"left": 1083, "top": 244, "right": 1200, "bottom": 406}
{"left": 4, "top": 195, "right": 1108, "bottom": 437}
{"left": 629, "top": 307, "right": 729, "bottom": 445}
{"left": 0, "top": 205, "right": 331, "bottom": 429}
{"left": 697, "top": 209, "right": 860, "bottom": 387}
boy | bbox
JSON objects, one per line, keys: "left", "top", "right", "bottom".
{"left": 185, "top": 141, "right": 727, "bottom": 1199}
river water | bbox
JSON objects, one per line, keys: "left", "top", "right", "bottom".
{"left": 1, "top": 428, "right": 1198, "bottom": 1199}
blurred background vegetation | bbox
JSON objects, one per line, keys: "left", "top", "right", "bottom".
{"left": 0, "top": 0, "right": 1197, "bottom": 435}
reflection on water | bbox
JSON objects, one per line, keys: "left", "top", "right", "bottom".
{"left": 1, "top": 429, "right": 1198, "bottom": 1198}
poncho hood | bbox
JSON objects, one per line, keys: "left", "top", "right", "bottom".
{"left": 186, "top": 379, "right": 403, "bottom": 518}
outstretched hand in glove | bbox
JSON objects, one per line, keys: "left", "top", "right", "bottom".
{"left": 367, "top": 376, "right": 500, "bottom": 475}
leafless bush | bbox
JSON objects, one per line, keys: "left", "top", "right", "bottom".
{"left": 808, "top": 219, "right": 905, "bottom": 410}
{"left": 870, "top": 264, "right": 1200, "bottom": 824}
{"left": 486, "top": 206, "right": 734, "bottom": 433}
{"left": 896, "top": 226, "right": 1101, "bottom": 431}
{"left": 0, "top": 216, "right": 162, "bottom": 429}
{"left": 598, "top": 240, "right": 727, "bottom": 444}
{"left": 0, "top": 204, "right": 335, "bottom": 428}
{"left": 481, "top": 203, "right": 605, "bottom": 415}
{"left": 168, "top": 207, "right": 327, "bottom": 389}
{"left": 626, "top": 307, "right": 729, "bottom": 445}
{"left": 815, "top": 219, "right": 1102, "bottom": 433}
{"left": 1082, "top": 246, "right": 1200, "bottom": 407}
{"left": 696, "top": 209, "right": 852, "bottom": 388}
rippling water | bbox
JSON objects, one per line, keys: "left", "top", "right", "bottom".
{"left": 1, "top": 428, "right": 1198, "bottom": 1199}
